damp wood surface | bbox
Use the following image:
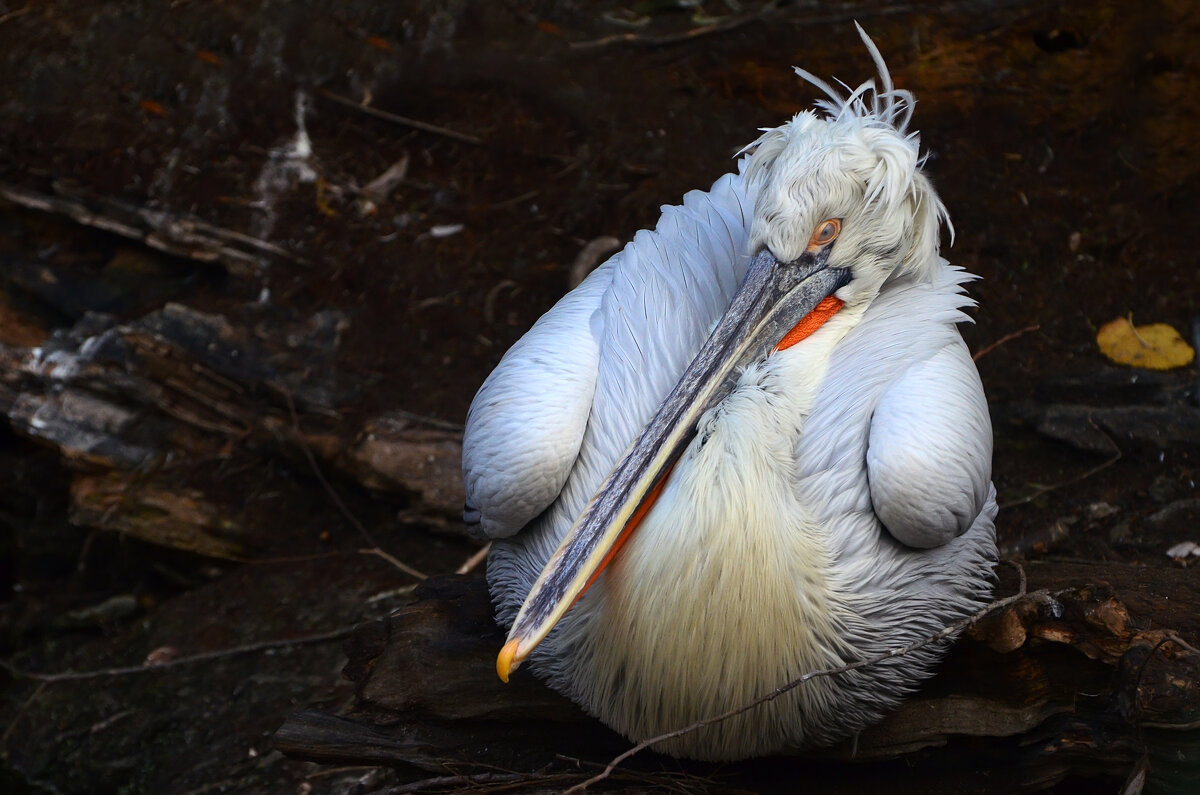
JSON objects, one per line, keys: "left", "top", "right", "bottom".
{"left": 0, "top": 1, "right": 1198, "bottom": 793}
{"left": 275, "top": 564, "right": 1200, "bottom": 792}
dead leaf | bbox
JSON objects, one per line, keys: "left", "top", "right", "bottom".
{"left": 145, "top": 646, "right": 181, "bottom": 666}
{"left": 139, "top": 99, "right": 168, "bottom": 117}
{"left": 366, "top": 35, "right": 393, "bottom": 52}
{"left": 314, "top": 178, "right": 339, "bottom": 217}
{"left": 1096, "top": 316, "right": 1195, "bottom": 370}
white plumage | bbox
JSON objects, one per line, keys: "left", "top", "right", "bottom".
{"left": 463, "top": 27, "right": 997, "bottom": 761}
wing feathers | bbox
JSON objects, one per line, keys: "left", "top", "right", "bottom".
{"left": 464, "top": 167, "right": 757, "bottom": 545}
{"left": 867, "top": 338, "right": 992, "bottom": 548}
{"left": 462, "top": 265, "right": 611, "bottom": 538}
{"left": 565, "top": 170, "right": 757, "bottom": 510}
{"left": 792, "top": 266, "right": 988, "bottom": 561}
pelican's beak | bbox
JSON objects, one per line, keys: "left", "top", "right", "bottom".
{"left": 496, "top": 244, "right": 850, "bottom": 682}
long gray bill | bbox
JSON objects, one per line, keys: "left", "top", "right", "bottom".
{"left": 497, "top": 246, "right": 850, "bottom": 680}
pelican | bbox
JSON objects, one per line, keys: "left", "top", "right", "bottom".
{"left": 462, "top": 26, "right": 997, "bottom": 761}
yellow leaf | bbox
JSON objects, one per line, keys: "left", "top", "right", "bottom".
{"left": 1096, "top": 316, "right": 1195, "bottom": 370}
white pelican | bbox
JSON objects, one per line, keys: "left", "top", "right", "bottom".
{"left": 462, "top": 26, "right": 997, "bottom": 761}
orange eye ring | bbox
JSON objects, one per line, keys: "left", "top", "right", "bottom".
{"left": 807, "top": 218, "right": 841, "bottom": 250}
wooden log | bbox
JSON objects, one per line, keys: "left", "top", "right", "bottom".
{"left": 344, "top": 574, "right": 583, "bottom": 723}
{"left": 334, "top": 414, "right": 465, "bottom": 524}
{"left": 0, "top": 181, "right": 310, "bottom": 278}
{"left": 0, "top": 302, "right": 466, "bottom": 556}
{"left": 276, "top": 562, "right": 1200, "bottom": 788}
{"left": 996, "top": 367, "right": 1200, "bottom": 454}
{"left": 68, "top": 472, "right": 247, "bottom": 558}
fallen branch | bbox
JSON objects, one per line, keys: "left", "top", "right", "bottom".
{"left": 0, "top": 181, "right": 310, "bottom": 276}
{"left": 282, "top": 562, "right": 1200, "bottom": 784}
{"left": 0, "top": 626, "right": 355, "bottom": 684}
{"left": 0, "top": 6, "right": 34, "bottom": 26}
{"left": 316, "top": 89, "right": 484, "bottom": 146}
{"left": 568, "top": 570, "right": 1043, "bottom": 792}
{"left": 566, "top": 1, "right": 940, "bottom": 52}
{"left": 456, "top": 543, "right": 491, "bottom": 575}
{"left": 0, "top": 682, "right": 47, "bottom": 747}
{"left": 999, "top": 422, "right": 1122, "bottom": 509}
{"left": 283, "top": 389, "right": 426, "bottom": 580}
{"left": 376, "top": 772, "right": 526, "bottom": 794}
{"left": 360, "top": 548, "right": 427, "bottom": 580}
{"left": 973, "top": 323, "right": 1040, "bottom": 361}
{"left": 569, "top": 2, "right": 781, "bottom": 50}
{"left": 568, "top": 236, "right": 622, "bottom": 289}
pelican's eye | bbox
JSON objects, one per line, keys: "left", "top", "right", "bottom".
{"left": 808, "top": 219, "right": 841, "bottom": 249}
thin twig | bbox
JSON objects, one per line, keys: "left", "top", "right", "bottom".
{"left": 999, "top": 424, "right": 1122, "bottom": 509}
{"left": 973, "top": 323, "right": 1040, "bottom": 361}
{"left": 1127, "top": 631, "right": 1192, "bottom": 733}
{"left": 239, "top": 551, "right": 347, "bottom": 565}
{"left": 376, "top": 772, "right": 525, "bottom": 794}
{"left": 0, "top": 626, "right": 355, "bottom": 684}
{"left": 365, "top": 584, "right": 419, "bottom": 605}
{"left": 281, "top": 389, "right": 425, "bottom": 580}
{"left": 568, "top": 236, "right": 623, "bottom": 289}
{"left": 456, "top": 542, "right": 491, "bottom": 575}
{"left": 304, "top": 765, "right": 387, "bottom": 780}
{"left": 0, "top": 181, "right": 310, "bottom": 274}
{"left": 1164, "top": 631, "right": 1200, "bottom": 656}
{"left": 0, "top": 6, "right": 33, "bottom": 26}
{"left": 316, "top": 88, "right": 484, "bottom": 146}
{"left": 282, "top": 389, "right": 374, "bottom": 549}
{"left": 389, "top": 409, "right": 464, "bottom": 433}
{"left": 566, "top": 1, "right": 942, "bottom": 51}
{"left": 360, "top": 547, "right": 426, "bottom": 581}
{"left": 360, "top": 154, "right": 411, "bottom": 204}
{"left": 0, "top": 681, "right": 47, "bottom": 747}
{"left": 1002, "top": 557, "right": 1028, "bottom": 596}
{"left": 568, "top": 576, "right": 1041, "bottom": 793}
{"left": 482, "top": 280, "right": 518, "bottom": 325}
{"left": 570, "top": 2, "right": 780, "bottom": 50}
{"left": 489, "top": 189, "right": 539, "bottom": 211}
{"left": 555, "top": 753, "right": 718, "bottom": 792}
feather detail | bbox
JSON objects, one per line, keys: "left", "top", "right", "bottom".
{"left": 472, "top": 168, "right": 756, "bottom": 553}
{"left": 469, "top": 30, "right": 997, "bottom": 761}
{"left": 462, "top": 265, "right": 611, "bottom": 538}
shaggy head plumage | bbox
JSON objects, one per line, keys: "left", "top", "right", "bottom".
{"left": 742, "top": 23, "right": 952, "bottom": 302}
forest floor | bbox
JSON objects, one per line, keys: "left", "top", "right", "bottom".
{"left": 0, "top": 1, "right": 1197, "bottom": 792}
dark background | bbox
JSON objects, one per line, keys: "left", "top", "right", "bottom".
{"left": 0, "top": 1, "right": 1197, "bottom": 792}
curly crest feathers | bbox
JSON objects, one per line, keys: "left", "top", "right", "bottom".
{"left": 739, "top": 24, "right": 951, "bottom": 282}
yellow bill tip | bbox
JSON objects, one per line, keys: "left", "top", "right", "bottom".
{"left": 497, "top": 639, "right": 520, "bottom": 683}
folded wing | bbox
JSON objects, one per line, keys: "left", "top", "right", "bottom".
{"left": 867, "top": 338, "right": 992, "bottom": 548}
{"left": 463, "top": 167, "right": 757, "bottom": 543}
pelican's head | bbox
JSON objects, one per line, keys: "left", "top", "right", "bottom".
{"left": 743, "top": 23, "right": 950, "bottom": 314}
{"left": 496, "top": 25, "right": 950, "bottom": 682}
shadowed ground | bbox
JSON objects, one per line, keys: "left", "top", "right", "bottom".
{"left": 0, "top": 1, "right": 1197, "bottom": 792}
